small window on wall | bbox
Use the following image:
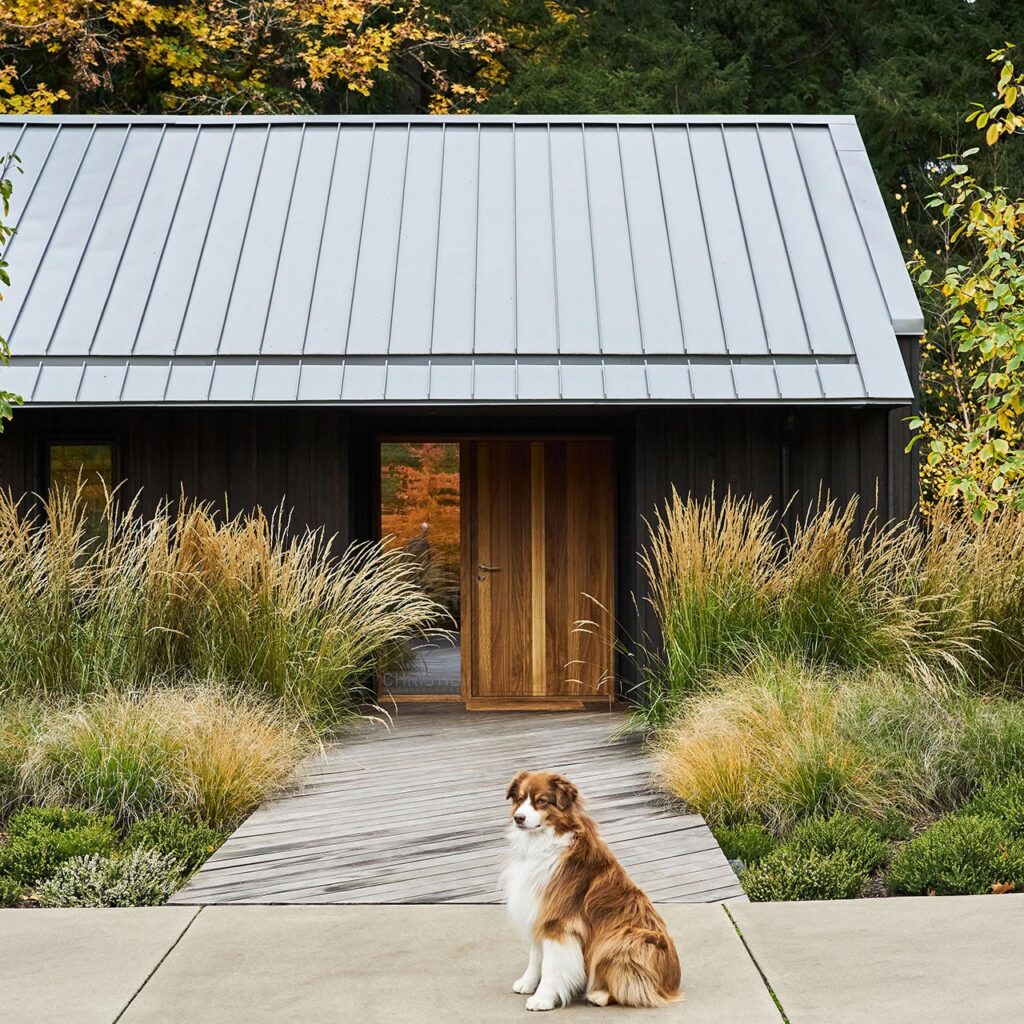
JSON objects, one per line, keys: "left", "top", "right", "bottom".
{"left": 46, "top": 443, "right": 115, "bottom": 539}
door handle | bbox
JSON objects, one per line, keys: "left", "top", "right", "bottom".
{"left": 478, "top": 564, "right": 501, "bottom": 572}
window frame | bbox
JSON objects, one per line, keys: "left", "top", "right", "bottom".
{"left": 39, "top": 436, "right": 121, "bottom": 502}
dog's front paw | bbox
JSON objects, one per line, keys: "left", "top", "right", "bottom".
{"left": 526, "top": 992, "right": 559, "bottom": 1011}
{"left": 513, "top": 974, "right": 539, "bottom": 994}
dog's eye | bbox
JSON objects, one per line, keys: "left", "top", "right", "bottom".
{"left": 535, "top": 798, "right": 549, "bottom": 807}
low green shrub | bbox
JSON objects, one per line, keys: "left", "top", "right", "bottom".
{"left": 741, "top": 846, "right": 867, "bottom": 902}
{"left": 125, "top": 813, "right": 225, "bottom": 878}
{"left": 962, "top": 776, "right": 1024, "bottom": 838}
{"left": 0, "top": 876, "right": 24, "bottom": 907}
{"left": 7, "top": 805, "right": 113, "bottom": 837}
{"left": 873, "top": 809, "right": 914, "bottom": 842}
{"left": 887, "top": 815, "right": 1024, "bottom": 896}
{"left": 714, "top": 822, "right": 776, "bottom": 866}
{"left": 785, "top": 814, "right": 890, "bottom": 875}
{"left": 35, "top": 850, "right": 180, "bottom": 908}
{"left": 0, "top": 806, "right": 117, "bottom": 886}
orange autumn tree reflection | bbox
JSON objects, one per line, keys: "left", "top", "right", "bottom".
{"left": 380, "top": 442, "right": 460, "bottom": 618}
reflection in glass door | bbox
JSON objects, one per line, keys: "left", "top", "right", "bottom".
{"left": 379, "top": 442, "right": 461, "bottom": 698}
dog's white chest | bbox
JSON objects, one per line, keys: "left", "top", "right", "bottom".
{"left": 501, "top": 828, "right": 571, "bottom": 938}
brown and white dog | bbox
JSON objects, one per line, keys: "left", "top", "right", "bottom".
{"left": 501, "top": 770, "right": 681, "bottom": 1011}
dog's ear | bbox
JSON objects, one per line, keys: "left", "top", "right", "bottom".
{"left": 506, "top": 771, "right": 529, "bottom": 802}
{"left": 551, "top": 776, "right": 578, "bottom": 810}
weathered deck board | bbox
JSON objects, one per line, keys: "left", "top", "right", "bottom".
{"left": 174, "top": 704, "right": 745, "bottom": 905}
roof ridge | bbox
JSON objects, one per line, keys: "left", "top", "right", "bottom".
{"left": 0, "top": 113, "right": 860, "bottom": 127}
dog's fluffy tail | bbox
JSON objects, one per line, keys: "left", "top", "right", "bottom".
{"left": 593, "top": 927, "right": 682, "bottom": 1008}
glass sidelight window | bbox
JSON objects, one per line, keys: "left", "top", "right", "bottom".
{"left": 379, "top": 441, "right": 461, "bottom": 697}
{"left": 46, "top": 443, "right": 115, "bottom": 539}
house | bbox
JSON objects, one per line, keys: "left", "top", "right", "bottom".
{"left": 0, "top": 114, "right": 922, "bottom": 708}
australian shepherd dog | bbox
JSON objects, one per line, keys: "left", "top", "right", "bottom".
{"left": 501, "top": 770, "right": 682, "bottom": 1011}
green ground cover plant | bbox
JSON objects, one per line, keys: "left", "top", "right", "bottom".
{"left": 714, "top": 822, "right": 777, "bottom": 867}
{"left": 0, "top": 806, "right": 117, "bottom": 886}
{"left": 124, "top": 814, "right": 226, "bottom": 879}
{"left": 0, "top": 804, "right": 229, "bottom": 907}
{"left": 740, "top": 847, "right": 868, "bottom": 902}
{"left": 35, "top": 849, "right": 181, "bottom": 908}
{"left": 0, "top": 876, "right": 23, "bottom": 907}
{"left": 887, "top": 816, "right": 1024, "bottom": 896}
{"left": 963, "top": 776, "right": 1024, "bottom": 837}
{"left": 783, "top": 816, "right": 890, "bottom": 876}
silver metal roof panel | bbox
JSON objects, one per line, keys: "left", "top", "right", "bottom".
{"left": 0, "top": 114, "right": 920, "bottom": 406}
{"left": 0, "top": 354, "right": 912, "bottom": 405}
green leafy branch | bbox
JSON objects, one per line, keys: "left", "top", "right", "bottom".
{"left": 907, "top": 45, "right": 1024, "bottom": 518}
{"left": 0, "top": 151, "right": 22, "bottom": 431}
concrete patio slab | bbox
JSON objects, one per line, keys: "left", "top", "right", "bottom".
{"left": 730, "top": 895, "right": 1024, "bottom": 1024}
{"left": 0, "top": 907, "right": 199, "bottom": 1024}
{"left": 119, "top": 905, "right": 781, "bottom": 1024}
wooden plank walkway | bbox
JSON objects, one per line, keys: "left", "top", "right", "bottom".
{"left": 174, "top": 704, "right": 745, "bottom": 905}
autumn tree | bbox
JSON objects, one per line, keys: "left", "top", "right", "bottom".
{"left": 0, "top": 1, "right": 506, "bottom": 114}
{"left": 907, "top": 46, "right": 1024, "bottom": 517}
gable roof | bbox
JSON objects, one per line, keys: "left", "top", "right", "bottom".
{"left": 0, "top": 114, "right": 920, "bottom": 406}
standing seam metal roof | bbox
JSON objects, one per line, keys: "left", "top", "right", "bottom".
{"left": 0, "top": 114, "right": 920, "bottom": 405}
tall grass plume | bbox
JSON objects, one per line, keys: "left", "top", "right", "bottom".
{"left": 0, "top": 488, "right": 446, "bottom": 726}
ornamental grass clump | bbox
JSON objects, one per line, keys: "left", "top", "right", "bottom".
{"left": 0, "top": 487, "right": 445, "bottom": 727}
{"left": 921, "top": 503, "right": 1024, "bottom": 693}
{"left": 0, "top": 699, "right": 40, "bottom": 820}
{"left": 653, "top": 657, "right": 886, "bottom": 830}
{"left": 21, "top": 687, "right": 309, "bottom": 831}
{"left": 640, "top": 491, "right": 777, "bottom": 706}
{"left": 654, "top": 656, "right": 1024, "bottom": 831}
{"left": 640, "top": 491, "right": 1024, "bottom": 718}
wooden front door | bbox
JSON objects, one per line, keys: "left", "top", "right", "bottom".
{"left": 463, "top": 439, "right": 615, "bottom": 708}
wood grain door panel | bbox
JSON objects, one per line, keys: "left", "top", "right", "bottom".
{"left": 544, "top": 439, "right": 615, "bottom": 697}
{"left": 465, "top": 439, "right": 614, "bottom": 704}
{"left": 467, "top": 441, "right": 533, "bottom": 698}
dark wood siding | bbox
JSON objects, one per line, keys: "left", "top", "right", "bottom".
{"left": 0, "top": 407, "right": 352, "bottom": 543}
{"left": 627, "top": 399, "right": 917, "bottom": 688}
{"left": 0, "top": 397, "right": 917, "bottom": 699}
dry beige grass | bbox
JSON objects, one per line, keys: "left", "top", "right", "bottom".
{"left": 20, "top": 687, "right": 310, "bottom": 830}
{"left": 639, "top": 490, "right": 1024, "bottom": 717}
{"left": 653, "top": 656, "right": 1024, "bottom": 831}
{"left": 0, "top": 487, "right": 446, "bottom": 725}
